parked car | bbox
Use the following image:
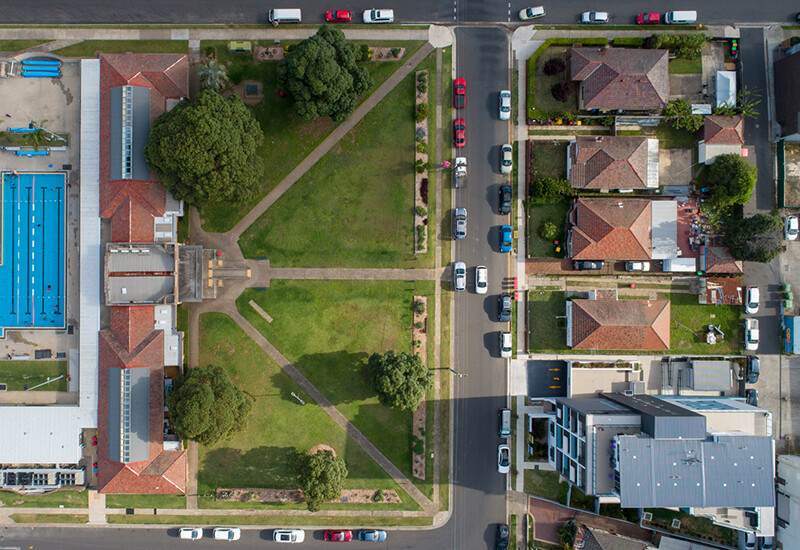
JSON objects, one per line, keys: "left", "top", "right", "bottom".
{"left": 453, "top": 207, "right": 467, "bottom": 239}
{"left": 499, "top": 408, "right": 512, "bottom": 438}
{"left": 212, "top": 527, "right": 241, "bottom": 541}
{"left": 746, "top": 355, "right": 760, "bottom": 384}
{"left": 179, "top": 527, "right": 203, "bottom": 540}
{"left": 325, "top": 10, "right": 352, "bottom": 22}
{"left": 453, "top": 262, "right": 466, "bottom": 291}
{"left": 358, "top": 530, "right": 387, "bottom": 542}
{"left": 574, "top": 260, "right": 603, "bottom": 271}
{"left": 454, "top": 77, "right": 466, "bottom": 109}
{"left": 324, "top": 530, "right": 353, "bottom": 542}
{"left": 499, "top": 185, "right": 512, "bottom": 214}
{"left": 475, "top": 266, "right": 488, "bottom": 294}
{"left": 274, "top": 529, "right": 305, "bottom": 544}
{"left": 499, "top": 331, "right": 512, "bottom": 358}
{"left": 362, "top": 9, "right": 394, "bottom": 23}
{"left": 744, "top": 318, "right": 760, "bottom": 351}
{"left": 500, "top": 144, "right": 513, "bottom": 174}
{"left": 760, "top": 536, "right": 775, "bottom": 550}
{"left": 496, "top": 523, "right": 510, "bottom": 550}
{"left": 786, "top": 215, "right": 799, "bottom": 240}
{"left": 498, "top": 294, "right": 512, "bottom": 322}
{"left": 744, "top": 531, "right": 758, "bottom": 550}
{"left": 518, "top": 6, "right": 545, "bottom": 20}
{"left": 500, "top": 225, "right": 513, "bottom": 253}
{"left": 454, "top": 118, "right": 466, "bottom": 148}
{"left": 636, "top": 12, "right": 661, "bottom": 24}
{"left": 498, "top": 90, "right": 511, "bottom": 120}
{"left": 745, "top": 286, "right": 760, "bottom": 314}
{"left": 625, "top": 261, "right": 650, "bottom": 272}
{"left": 581, "top": 11, "right": 609, "bottom": 23}
{"left": 497, "top": 444, "right": 511, "bottom": 474}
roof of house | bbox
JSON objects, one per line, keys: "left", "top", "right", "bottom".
{"left": 570, "top": 47, "right": 669, "bottom": 111}
{"left": 569, "top": 198, "right": 652, "bottom": 260}
{"left": 569, "top": 298, "right": 670, "bottom": 350}
{"left": 569, "top": 136, "right": 659, "bottom": 189}
{"left": 773, "top": 50, "right": 800, "bottom": 138}
{"left": 703, "top": 115, "right": 744, "bottom": 145}
{"left": 582, "top": 527, "right": 652, "bottom": 550}
{"left": 701, "top": 246, "right": 743, "bottom": 274}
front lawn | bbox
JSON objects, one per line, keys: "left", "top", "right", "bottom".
{"left": 533, "top": 47, "right": 577, "bottom": 113}
{"left": 527, "top": 200, "right": 569, "bottom": 258}
{"left": 669, "top": 58, "right": 703, "bottom": 74}
{"left": 0, "top": 360, "right": 68, "bottom": 391}
{"left": 0, "top": 490, "right": 87, "bottom": 508}
{"left": 528, "top": 291, "right": 568, "bottom": 352}
{"left": 666, "top": 292, "right": 741, "bottom": 355}
{"left": 0, "top": 40, "right": 52, "bottom": 53}
{"left": 523, "top": 469, "right": 567, "bottom": 505}
{"left": 105, "top": 494, "right": 186, "bottom": 509}
{"left": 52, "top": 40, "right": 188, "bottom": 57}
{"left": 530, "top": 141, "right": 568, "bottom": 181}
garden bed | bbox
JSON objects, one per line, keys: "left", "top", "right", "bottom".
{"left": 215, "top": 488, "right": 401, "bottom": 505}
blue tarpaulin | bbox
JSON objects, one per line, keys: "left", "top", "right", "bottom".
{"left": 784, "top": 316, "right": 800, "bottom": 354}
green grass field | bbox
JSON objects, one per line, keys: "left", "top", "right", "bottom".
{"left": 52, "top": 40, "right": 188, "bottom": 57}
{"left": 669, "top": 58, "right": 703, "bottom": 74}
{"left": 0, "top": 490, "right": 87, "bottom": 508}
{"left": 530, "top": 142, "right": 568, "bottom": 181}
{"left": 528, "top": 292, "right": 568, "bottom": 351}
{"left": 527, "top": 200, "right": 569, "bottom": 259}
{"left": 667, "top": 292, "right": 742, "bottom": 354}
{"left": 533, "top": 47, "right": 577, "bottom": 113}
{"left": 0, "top": 360, "right": 68, "bottom": 391}
{"left": 0, "top": 40, "right": 51, "bottom": 53}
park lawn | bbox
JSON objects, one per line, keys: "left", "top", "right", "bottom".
{"left": 527, "top": 201, "right": 569, "bottom": 259}
{"left": 533, "top": 47, "right": 577, "bottom": 113}
{"left": 669, "top": 57, "right": 702, "bottom": 74}
{"left": 666, "top": 292, "right": 742, "bottom": 355}
{"left": 0, "top": 40, "right": 51, "bottom": 53}
{"left": 237, "top": 52, "right": 428, "bottom": 268}
{"left": 523, "top": 469, "right": 567, "bottom": 505}
{"left": 530, "top": 141, "right": 568, "bottom": 181}
{"left": 0, "top": 489, "right": 87, "bottom": 508}
{"left": 528, "top": 291, "right": 568, "bottom": 352}
{"left": 197, "top": 312, "right": 414, "bottom": 510}
{"left": 0, "top": 360, "right": 68, "bottom": 391}
{"left": 52, "top": 40, "right": 188, "bottom": 57}
{"left": 198, "top": 39, "right": 425, "bottom": 233}
{"left": 105, "top": 494, "right": 186, "bottom": 509}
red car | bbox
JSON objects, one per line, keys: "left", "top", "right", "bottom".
{"left": 453, "top": 118, "right": 465, "bottom": 148}
{"left": 324, "top": 530, "right": 353, "bottom": 542}
{"left": 325, "top": 10, "right": 352, "bottom": 22}
{"left": 636, "top": 12, "right": 660, "bottom": 24}
{"left": 453, "top": 77, "right": 466, "bottom": 109}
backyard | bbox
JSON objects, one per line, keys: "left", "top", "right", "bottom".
{"left": 643, "top": 508, "right": 738, "bottom": 547}
{"left": 617, "top": 125, "right": 697, "bottom": 149}
{"left": 527, "top": 200, "right": 569, "bottom": 259}
{"left": 528, "top": 291, "right": 568, "bottom": 352}
{"left": 669, "top": 57, "right": 703, "bottom": 74}
{"left": 666, "top": 292, "right": 742, "bottom": 355}
{"left": 0, "top": 360, "right": 68, "bottom": 391}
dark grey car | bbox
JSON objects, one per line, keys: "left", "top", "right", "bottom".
{"left": 498, "top": 294, "right": 512, "bottom": 322}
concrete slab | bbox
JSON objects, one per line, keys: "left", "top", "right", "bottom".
{"left": 669, "top": 73, "right": 705, "bottom": 103}
{"left": 659, "top": 149, "right": 694, "bottom": 188}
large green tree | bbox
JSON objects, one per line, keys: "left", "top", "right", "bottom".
{"left": 198, "top": 59, "right": 229, "bottom": 93}
{"left": 297, "top": 450, "right": 348, "bottom": 512}
{"left": 665, "top": 98, "right": 704, "bottom": 133}
{"left": 706, "top": 153, "right": 757, "bottom": 209}
{"left": 369, "top": 350, "right": 433, "bottom": 411}
{"left": 167, "top": 365, "right": 254, "bottom": 446}
{"left": 277, "top": 25, "right": 373, "bottom": 122}
{"left": 144, "top": 89, "right": 264, "bottom": 206}
{"left": 725, "top": 213, "right": 782, "bottom": 263}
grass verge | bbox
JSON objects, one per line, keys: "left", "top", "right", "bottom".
{"left": 108, "top": 514, "right": 433, "bottom": 526}
{"left": 52, "top": 40, "right": 188, "bottom": 57}
{"left": 10, "top": 514, "right": 87, "bottom": 524}
{"left": 0, "top": 360, "right": 68, "bottom": 391}
{"left": 0, "top": 490, "right": 87, "bottom": 508}
{"left": 0, "top": 40, "right": 51, "bottom": 52}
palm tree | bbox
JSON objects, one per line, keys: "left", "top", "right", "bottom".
{"left": 199, "top": 59, "right": 229, "bottom": 93}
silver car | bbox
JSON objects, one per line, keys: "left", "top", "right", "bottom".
{"left": 500, "top": 144, "right": 513, "bottom": 174}
{"left": 498, "top": 90, "right": 511, "bottom": 121}
{"left": 453, "top": 208, "right": 467, "bottom": 239}
{"left": 453, "top": 262, "right": 466, "bottom": 291}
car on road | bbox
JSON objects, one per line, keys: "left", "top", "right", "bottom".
{"left": 786, "top": 215, "right": 799, "bottom": 240}
{"left": 362, "top": 9, "right": 394, "bottom": 23}
{"left": 213, "top": 527, "right": 240, "bottom": 541}
{"left": 499, "top": 185, "right": 512, "bottom": 214}
{"left": 500, "top": 225, "right": 513, "bottom": 253}
{"left": 625, "top": 261, "right": 650, "bottom": 272}
{"left": 475, "top": 266, "right": 488, "bottom": 294}
{"left": 744, "top": 318, "right": 760, "bottom": 351}
{"left": 498, "top": 294, "right": 512, "bottom": 322}
{"left": 454, "top": 77, "right": 466, "bottom": 109}
{"left": 746, "top": 355, "right": 760, "bottom": 384}
{"left": 454, "top": 118, "right": 466, "bottom": 148}
{"left": 180, "top": 528, "right": 203, "bottom": 540}
{"left": 581, "top": 11, "right": 609, "bottom": 24}
{"left": 274, "top": 529, "right": 305, "bottom": 543}
{"left": 636, "top": 12, "right": 661, "bottom": 24}
{"left": 500, "top": 144, "right": 513, "bottom": 174}
{"left": 518, "top": 6, "right": 545, "bottom": 20}
{"left": 499, "top": 331, "right": 512, "bottom": 358}
{"left": 325, "top": 10, "right": 352, "bottom": 22}
{"left": 498, "top": 90, "right": 511, "bottom": 120}
{"left": 453, "top": 207, "right": 467, "bottom": 239}
{"left": 358, "top": 529, "right": 387, "bottom": 542}
{"left": 497, "top": 444, "right": 511, "bottom": 474}
{"left": 745, "top": 286, "right": 760, "bottom": 315}
{"left": 453, "top": 262, "right": 466, "bottom": 291}
{"left": 574, "top": 260, "right": 603, "bottom": 271}
{"left": 496, "top": 523, "right": 510, "bottom": 550}
{"left": 324, "top": 530, "right": 353, "bottom": 542}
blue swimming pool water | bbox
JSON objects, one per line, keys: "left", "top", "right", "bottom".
{"left": 0, "top": 172, "right": 66, "bottom": 337}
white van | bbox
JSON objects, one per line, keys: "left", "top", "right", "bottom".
{"left": 665, "top": 10, "right": 697, "bottom": 24}
{"left": 269, "top": 8, "right": 302, "bottom": 26}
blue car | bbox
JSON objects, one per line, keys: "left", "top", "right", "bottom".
{"left": 500, "top": 225, "right": 513, "bottom": 253}
{"left": 358, "top": 529, "right": 387, "bottom": 542}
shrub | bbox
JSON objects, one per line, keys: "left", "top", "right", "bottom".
{"left": 420, "top": 178, "right": 428, "bottom": 203}
{"left": 649, "top": 33, "right": 706, "bottom": 59}
{"left": 551, "top": 81, "right": 572, "bottom": 103}
{"left": 413, "top": 299, "right": 426, "bottom": 314}
{"left": 612, "top": 37, "right": 645, "bottom": 48}
{"left": 665, "top": 98, "right": 704, "bottom": 132}
{"left": 414, "top": 321, "right": 424, "bottom": 329}
{"left": 416, "top": 142, "right": 427, "bottom": 154}
{"left": 391, "top": 47, "right": 401, "bottom": 58}
{"left": 417, "top": 82, "right": 427, "bottom": 93}
{"left": 530, "top": 177, "right": 571, "bottom": 199}
{"left": 412, "top": 435, "right": 424, "bottom": 454}
{"left": 415, "top": 206, "right": 427, "bottom": 217}
{"left": 373, "top": 489, "right": 384, "bottom": 503}
{"left": 417, "top": 71, "right": 427, "bottom": 83}
{"left": 543, "top": 57, "right": 566, "bottom": 76}
{"left": 358, "top": 44, "right": 371, "bottom": 61}
{"left": 416, "top": 103, "right": 429, "bottom": 122}
{"left": 416, "top": 225, "right": 426, "bottom": 247}
{"left": 598, "top": 115, "right": 615, "bottom": 126}
{"left": 204, "top": 46, "right": 216, "bottom": 58}
{"left": 415, "top": 159, "right": 429, "bottom": 174}
{"left": 539, "top": 221, "right": 559, "bottom": 240}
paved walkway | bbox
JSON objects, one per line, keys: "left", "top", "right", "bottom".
{"left": 87, "top": 490, "right": 106, "bottom": 524}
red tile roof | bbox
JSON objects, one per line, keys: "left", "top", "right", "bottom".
{"left": 570, "top": 47, "right": 669, "bottom": 111}
{"left": 703, "top": 115, "right": 744, "bottom": 145}
{"left": 570, "top": 298, "right": 670, "bottom": 350}
{"left": 569, "top": 198, "right": 652, "bottom": 260}
{"left": 569, "top": 136, "right": 653, "bottom": 189}
{"left": 701, "top": 246, "right": 743, "bottom": 275}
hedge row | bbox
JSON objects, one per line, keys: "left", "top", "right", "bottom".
{"left": 612, "top": 37, "right": 646, "bottom": 48}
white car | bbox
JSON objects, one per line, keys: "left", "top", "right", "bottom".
{"left": 786, "top": 215, "right": 799, "bottom": 240}
{"left": 363, "top": 9, "right": 394, "bottom": 23}
{"left": 179, "top": 527, "right": 203, "bottom": 540}
{"left": 518, "top": 6, "right": 545, "bottom": 20}
{"left": 273, "top": 529, "right": 305, "bottom": 543}
{"left": 498, "top": 90, "right": 511, "bottom": 121}
{"left": 625, "top": 261, "right": 650, "bottom": 272}
{"left": 497, "top": 444, "right": 510, "bottom": 474}
{"left": 213, "top": 527, "right": 241, "bottom": 541}
{"left": 745, "top": 286, "right": 760, "bottom": 315}
{"left": 744, "top": 318, "right": 760, "bottom": 352}
{"left": 499, "top": 331, "right": 512, "bottom": 358}
{"left": 453, "top": 262, "right": 466, "bottom": 291}
{"left": 475, "top": 266, "right": 488, "bottom": 294}
{"left": 500, "top": 144, "right": 513, "bottom": 174}
{"left": 581, "top": 11, "right": 609, "bottom": 24}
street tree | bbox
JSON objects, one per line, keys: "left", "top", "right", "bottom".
{"left": 369, "top": 350, "right": 433, "bottom": 411}
{"left": 144, "top": 89, "right": 264, "bottom": 206}
{"left": 706, "top": 153, "right": 757, "bottom": 209}
{"left": 725, "top": 213, "right": 782, "bottom": 263}
{"left": 167, "top": 365, "right": 254, "bottom": 446}
{"left": 297, "top": 450, "right": 348, "bottom": 512}
{"left": 277, "top": 25, "right": 373, "bottom": 122}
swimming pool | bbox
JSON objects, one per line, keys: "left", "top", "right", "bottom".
{"left": 0, "top": 171, "right": 66, "bottom": 337}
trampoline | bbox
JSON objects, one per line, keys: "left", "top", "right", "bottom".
{"left": 0, "top": 171, "right": 66, "bottom": 337}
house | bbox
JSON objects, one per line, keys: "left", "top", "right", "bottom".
{"left": 566, "top": 290, "right": 670, "bottom": 350}
{"left": 567, "top": 136, "right": 659, "bottom": 190}
{"left": 777, "top": 455, "right": 800, "bottom": 548}
{"left": 698, "top": 115, "right": 744, "bottom": 164}
{"left": 774, "top": 46, "right": 800, "bottom": 141}
{"left": 570, "top": 47, "right": 669, "bottom": 111}
{"left": 700, "top": 246, "right": 743, "bottom": 275}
